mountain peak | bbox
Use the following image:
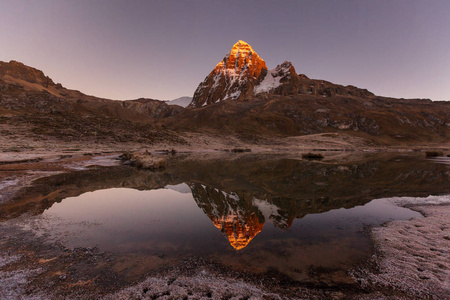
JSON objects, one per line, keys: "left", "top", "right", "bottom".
{"left": 235, "top": 39, "right": 249, "bottom": 45}
{"left": 189, "top": 41, "right": 267, "bottom": 108}
{"left": 220, "top": 40, "right": 266, "bottom": 77}
{"left": 229, "top": 40, "right": 256, "bottom": 58}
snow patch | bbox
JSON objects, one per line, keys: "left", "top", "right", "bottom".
{"left": 252, "top": 198, "right": 281, "bottom": 222}
{"left": 254, "top": 63, "right": 291, "bottom": 94}
{"left": 227, "top": 90, "right": 241, "bottom": 99}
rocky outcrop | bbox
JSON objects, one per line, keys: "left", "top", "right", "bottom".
{"left": 254, "top": 61, "right": 302, "bottom": 96}
{"left": 121, "top": 152, "right": 166, "bottom": 170}
{"left": 0, "top": 60, "right": 56, "bottom": 88}
{"left": 189, "top": 40, "right": 268, "bottom": 108}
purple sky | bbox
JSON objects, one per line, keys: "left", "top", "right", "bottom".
{"left": 1, "top": 0, "right": 449, "bottom": 101}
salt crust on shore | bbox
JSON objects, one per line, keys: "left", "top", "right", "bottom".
{"left": 353, "top": 195, "right": 450, "bottom": 299}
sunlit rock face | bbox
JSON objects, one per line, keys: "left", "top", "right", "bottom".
{"left": 189, "top": 40, "right": 268, "bottom": 108}
{"left": 189, "top": 183, "right": 265, "bottom": 250}
{"left": 188, "top": 41, "right": 309, "bottom": 108}
{"left": 188, "top": 40, "right": 377, "bottom": 110}
{"left": 212, "top": 212, "right": 264, "bottom": 250}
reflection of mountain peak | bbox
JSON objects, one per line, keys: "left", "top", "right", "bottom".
{"left": 189, "top": 183, "right": 270, "bottom": 250}
{"left": 252, "top": 198, "right": 294, "bottom": 230}
{"left": 212, "top": 214, "right": 264, "bottom": 250}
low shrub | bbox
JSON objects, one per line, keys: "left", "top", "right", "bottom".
{"left": 425, "top": 151, "right": 443, "bottom": 157}
{"left": 302, "top": 153, "right": 324, "bottom": 160}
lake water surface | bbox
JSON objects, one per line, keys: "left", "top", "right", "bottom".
{"left": 10, "top": 153, "right": 450, "bottom": 284}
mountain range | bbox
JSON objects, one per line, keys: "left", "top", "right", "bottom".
{"left": 1, "top": 40, "right": 449, "bottom": 146}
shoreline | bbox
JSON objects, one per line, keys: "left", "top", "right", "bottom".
{"left": 353, "top": 196, "right": 450, "bottom": 299}
{"left": 2, "top": 193, "right": 449, "bottom": 299}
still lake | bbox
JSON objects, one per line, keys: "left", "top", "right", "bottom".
{"left": 14, "top": 152, "right": 450, "bottom": 284}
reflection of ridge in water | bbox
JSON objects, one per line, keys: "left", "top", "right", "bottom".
{"left": 189, "top": 183, "right": 288, "bottom": 250}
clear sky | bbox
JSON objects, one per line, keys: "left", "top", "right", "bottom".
{"left": 1, "top": 0, "right": 449, "bottom": 101}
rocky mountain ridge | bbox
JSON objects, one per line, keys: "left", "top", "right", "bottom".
{"left": 1, "top": 51, "right": 449, "bottom": 146}
{"left": 164, "top": 41, "right": 449, "bottom": 145}
{"left": 0, "top": 60, "right": 184, "bottom": 118}
{"left": 189, "top": 41, "right": 374, "bottom": 108}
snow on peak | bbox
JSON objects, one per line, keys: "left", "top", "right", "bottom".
{"left": 254, "top": 61, "right": 294, "bottom": 94}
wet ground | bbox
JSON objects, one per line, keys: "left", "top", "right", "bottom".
{"left": 1, "top": 151, "right": 449, "bottom": 299}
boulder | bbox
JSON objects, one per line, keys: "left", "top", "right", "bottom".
{"left": 135, "top": 155, "right": 166, "bottom": 169}
{"left": 120, "top": 152, "right": 166, "bottom": 170}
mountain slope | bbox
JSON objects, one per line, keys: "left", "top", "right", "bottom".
{"left": 0, "top": 60, "right": 184, "bottom": 119}
{"left": 164, "top": 93, "right": 449, "bottom": 145}
{"left": 1, "top": 54, "right": 449, "bottom": 147}
{"left": 0, "top": 60, "right": 185, "bottom": 143}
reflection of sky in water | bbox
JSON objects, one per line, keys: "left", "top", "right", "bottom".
{"left": 42, "top": 183, "right": 422, "bottom": 282}
{"left": 44, "top": 185, "right": 226, "bottom": 254}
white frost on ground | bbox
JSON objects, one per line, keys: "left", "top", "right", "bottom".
{"left": 0, "top": 254, "right": 22, "bottom": 268}
{"left": 431, "top": 156, "right": 450, "bottom": 165}
{"left": 0, "top": 253, "right": 44, "bottom": 300}
{"left": 353, "top": 195, "right": 450, "bottom": 299}
{"left": 0, "top": 171, "right": 63, "bottom": 205}
{"left": 65, "top": 155, "right": 120, "bottom": 170}
{"left": 0, "top": 179, "right": 20, "bottom": 203}
{"left": 105, "top": 272, "right": 281, "bottom": 300}
{"left": 0, "top": 153, "right": 44, "bottom": 163}
{"left": 0, "top": 178, "right": 20, "bottom": 191}
{"left": 388, "top": 194, "right": 450, "bottom": 206}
